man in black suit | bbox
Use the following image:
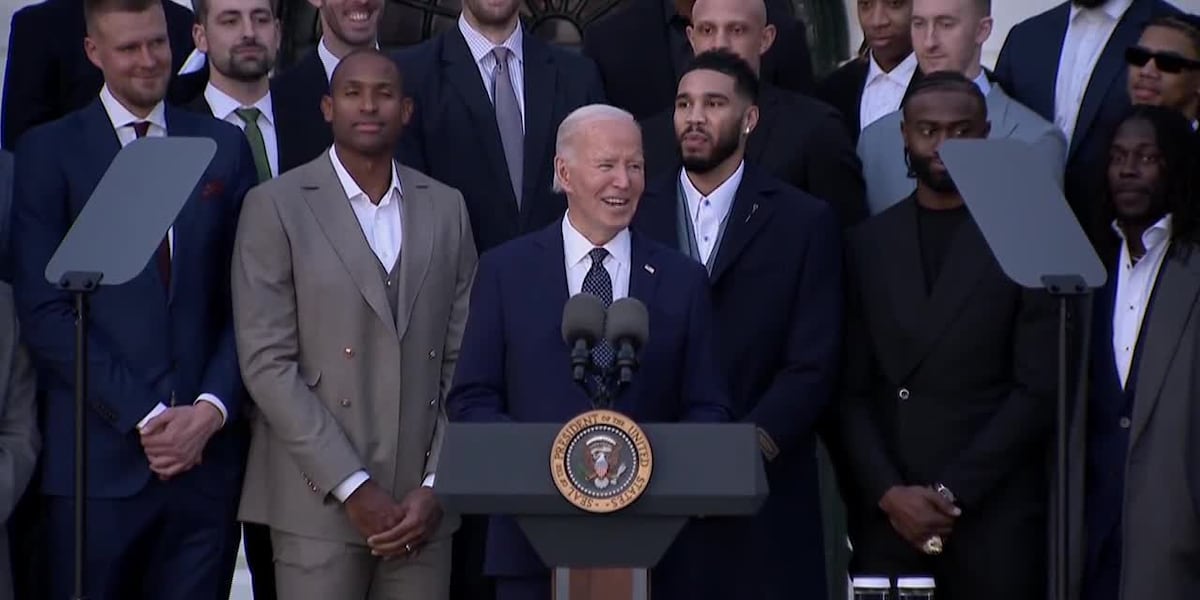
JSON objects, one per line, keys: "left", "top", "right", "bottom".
{"left": 582, "top": 0, "right": 814, "bottom": 121}
{"left": 184, "top": 0, "right": 281, "bottom": 595}
{"left": 817, "top": 0, "right": 918, "bottom": 143}
{"left": 1, "top": 0, "right": 203, "bottom": 150}
{"left": 839, "top": 72, "right": 1057, "bottom": 599}
{"left": 634, "top": 49, "right": 842, "bottom": 600}
{"left": 272, "top": 0, "right": 383, "bottom": 173}
{"left": 639, "top": 0, "right": 866, "bottom": 227}
{"left": 395, "top": 0, "right": 606, "bottom": 255}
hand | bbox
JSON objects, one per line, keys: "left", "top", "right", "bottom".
{"left": 367, "top": 487, "right": 443, "bottom": 558}
{"left": 879, "top": 485, "right": 961, "bottom": 550}
{"left": 344, "top": 480, "right": 402, "bottom": 541}
{"left": 140, "top": 403, "right": 223, "bottom": 479}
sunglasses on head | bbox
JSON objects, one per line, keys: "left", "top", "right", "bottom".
{"left": 1126, "top": 46, "right": 1200, "bottom": 74}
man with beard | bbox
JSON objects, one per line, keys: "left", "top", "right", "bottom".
{"left": 994, "top": 0, "right": 1181, "bottom": 228}
{"left": 1127, "top": 16, "right": 1200, "bottom": 127}
{"left": 634, "top": 48, "right": 842, "bottom": 600}
{"left": 839, "top": 71, "right": 1058, "bottom": 599}
{"left": 272, "top": 0, "right": 384, "bottom": 173}
{"left": 1058, "top": 106, "right": 1200, "bottom": 600}
{"left": 184, "top": 0, "right": 281, "bottom": 594}
{"left": 638, "top": 0, "right": 866, "bottom": 228}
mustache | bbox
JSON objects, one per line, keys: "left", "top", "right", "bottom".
{"left": 232, "top": 42, "right": 266, "bottom": 52}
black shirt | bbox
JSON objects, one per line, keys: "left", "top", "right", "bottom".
{"left": 917, "top": 202, "right": 969, "bottom": 292}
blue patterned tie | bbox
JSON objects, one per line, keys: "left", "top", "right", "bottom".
{"left": 581, "top": 248, "right": 614, "bottom": 391}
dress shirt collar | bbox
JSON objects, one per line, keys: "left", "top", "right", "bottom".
{"left": 1070, "top": 0, "right": 1134, "bottom": 22}
{"left": 679, "top": 160, "right": 744, "bottom": 221}
{"left": 562, "top": 211, "right": 632, "bottom": 271}
{"left": 204, "top": 83, "right": 274, "bottom": 125}
{"left": 318, "top": 37, "right": 381, "bottom": 82}
{"left": 867, "top": 51, "right": 918, "bottom": 85}
{"left": 972, "top": 69, "right": 992, "bottom": 98}
{"left": 1113, "top": 214, "right": 1172, "bottom": 253}
{"left": 458, "top": 14, "right": 524, "bottom": 65}
{"left": 100, "top": 84, "right": 167, "bottom": 133}
{"left": 328, "top": 145, "right": 403, "bottom": 206}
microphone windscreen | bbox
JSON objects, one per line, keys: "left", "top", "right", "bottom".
{"left": 561, "top": 293, "right": 607, "bottom": 344}
{"left": 605, "top": 297, "right": 649, "bottom": 348}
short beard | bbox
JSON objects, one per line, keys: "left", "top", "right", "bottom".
{"left": 679, "top": 122, "right": 741, "bottom": 174}
{"left": 909, "top": 150, "right": 958, "bottom": 194}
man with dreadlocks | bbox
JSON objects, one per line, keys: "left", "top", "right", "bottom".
{"left": 838, "top": 70, "right": 1058, "bottom": 599}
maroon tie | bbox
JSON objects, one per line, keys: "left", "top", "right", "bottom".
{"left": 133, "top": 121, "right": 170, "bottom": 289}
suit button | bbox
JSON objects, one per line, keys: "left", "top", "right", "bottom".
{"left": 429, "top": 395, "right": 437, "bottom": 407}
{"left": 340, "top": 398, "right": 351, "bottom": 407}
{"left": 344, "top": 347, "right": 354, "bottom": 358}
{"left": 1119, "top": 417, "right": 1131, "bottom": 429}
{"left": 425, "top": 450, "right": 431, "bottom": 458}
{"left": 428, "top": 349, "right": 437, "bottom": 359}
{"left": 898, "top": 388, "right": 910, "bottom": 400}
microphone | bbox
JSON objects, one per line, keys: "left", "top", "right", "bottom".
{"left": 561, "top": 293, "right": 607, "bottom": 383}
{"left": 604, "top": 298, "right": 649, "bottom": 386}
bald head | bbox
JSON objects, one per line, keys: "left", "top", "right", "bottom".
{"left": 688, "top": 0, "right": 775, "bottom": 74}
{"left": 330, "top": 48, "right": 401, "bottom": 93}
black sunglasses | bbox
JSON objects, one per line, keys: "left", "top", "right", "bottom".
{"left": 1126, "top": 46, "right": 1200, "bottom": 74}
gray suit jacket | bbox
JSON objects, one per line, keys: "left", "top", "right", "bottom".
{"left": 857, "top": 84, "right": 1067, "bottom": 215}
{"left": 1057, "top": 244, "right": 1200, "bottom": 600}
{"left": 0, "top": 282, "right": 40, "bottom": 598}
{"left": 233, "top": 153, "right": 477, "bottom": 544}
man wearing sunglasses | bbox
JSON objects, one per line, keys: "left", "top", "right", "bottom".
{"left": 1127, "top": 16, "right": 1200, "bottom": 128}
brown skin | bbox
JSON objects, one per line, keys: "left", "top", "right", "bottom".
{"left": 1109, "top": 118, "right": 1169, "bottom": 259}
{"left": 674, "top": 68, "right": 758, "bottom": 194}
{"left": 193, "top": 0, "right": 280, "bottom": 106}
{"left": 687, "top": 0, "right": 776, "bottom": 75}
{"left": 900, "top": 87, "right": 990, "bottom": 210}
{"left": 83, "top": 3, "right": 172, "bottom": 118}
{"left": 879, "top": 485, "right": 960, "bottom": 547}
{"left": 320, "top": 51, "right": 412, "bottom": 205}
{"left": 859, "top": 0, "right": 914, "bottom": 72}
{"left": 366, "top": 487, "right": 443, "bottom": 558}
{"left": 1128, "top": 26, "right": 1200, "bottom": 122}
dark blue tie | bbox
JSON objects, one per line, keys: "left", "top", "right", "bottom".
{"left": 581, "top": 248, "right": 614, "bottom": 389}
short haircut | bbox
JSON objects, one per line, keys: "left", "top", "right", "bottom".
{"left": 901, "top": 70, "right": 988, "bottom": 119}
{"left": 680, "top": 48, "right": 760, "bottom": 104}
{"left": 972, "top": 0, "right": 991, "bottom": 16}
{"left": 328, "top": 48, "right": 403, "bottom": 94}
{"left": 1144, "top": 15, "right": 1200, "bottom": 56}
{"left": 192, "top": 0, "right": 277, "bottom": 23}
{"left": 553, "top": 104, "right": 638, "bottom": 192}
{"left": 84, "top": 0, "right": 159, "bottom": 33}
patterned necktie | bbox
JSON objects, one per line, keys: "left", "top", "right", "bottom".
{"left": 234, "top": 107, "right": 271, "bottom": 183}
{"left": 581, "top": 248, "right": 614, "bottom": 394}
{"left": 132, "top": 121, "right": 171, "bottom": 290}
{"left": 490, "top": 46, "right": 523, "bottom": 208}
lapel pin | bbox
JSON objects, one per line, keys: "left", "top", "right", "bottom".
{"left": 745, "top": 203, "right": 759, "bottom": 223}
{"left": 644, "top": 264, "right": 655, "bottom": 274}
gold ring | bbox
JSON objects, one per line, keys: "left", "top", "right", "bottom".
{"left": 922, "top": 536, "right": 943, "bottom": 555}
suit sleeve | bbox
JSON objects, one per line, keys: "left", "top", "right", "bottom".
{"left": 0, "top": 306, "right": 39, "bottom": 522}
{"left": 681, "top": 266, "right": 733, "bottom": 423}
{"left": 804, "top": 111, "right": 868, "bottom": 227}
{"left": 11, "top": 132, "right": 166, "bottom": 434}
{"left": 198, "top": 137, "right": 257, "bottom": 422}
{"left": 445, "top": 252, "right": 513, "bottom": 423}
{"left": 425, "top": 192, "right": 479, "bottom": 477}
{"left": 936, "top": 288, "right": 1057, "bottom": 510}
{"left": 1, "top": 10, "right": 55, "bottom": 150}
{"left": 232, "top": 185, "right": 365, "bottom": 495}
{"left": 744, "top": 205, "right": 842, "bottom": 459}
{"left": 838, "top": 242, "right": 905, "bottom": 508}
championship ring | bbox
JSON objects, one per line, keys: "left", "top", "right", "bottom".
{"left": 550, "top": 409, "right": 653, "bottom": 513}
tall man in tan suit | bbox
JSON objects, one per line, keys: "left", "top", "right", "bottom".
{"left": 232, "top": 49, "right": 477, "bottom": 599}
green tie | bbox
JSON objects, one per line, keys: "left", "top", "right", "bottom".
{"left": 234, "top": 107, "right": 271, "bottom": 183}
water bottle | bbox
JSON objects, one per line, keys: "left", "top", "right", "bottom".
{"left": 852, "top": 576, "right": 891, "bottom": 600}
{"left": 896, "top": 576, "right": 936, "bottom": 600}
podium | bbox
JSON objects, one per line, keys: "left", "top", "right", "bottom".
{"left": 436, "top": 420, "right": 769, "bottom": 599}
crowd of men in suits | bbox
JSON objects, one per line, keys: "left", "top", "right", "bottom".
{"left": 0, "top": 0, "right": 1197, "bottom": 598}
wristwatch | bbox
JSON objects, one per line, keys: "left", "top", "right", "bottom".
{"left": 934, "top": 483, "right": 956, "bottom": 504}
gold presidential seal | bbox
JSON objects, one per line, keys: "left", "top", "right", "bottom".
{"left": 550, "top": 409, "right": 653, "bottom": 513}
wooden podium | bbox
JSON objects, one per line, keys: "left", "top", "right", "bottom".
{"left": 435, "top": 422, "right": 768, "bottom": 600}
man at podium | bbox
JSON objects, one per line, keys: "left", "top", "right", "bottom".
{"left": 446, "top": 104, "right": 731, "bottom": 600}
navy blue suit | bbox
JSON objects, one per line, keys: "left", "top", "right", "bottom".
{"left": 993, "top": 0, "right": 1181, "bottom": 227}
{"left": 11, "top": 99, "right": 256, "bottom": 600}
{"left": 446, "top": 220, "right": 731, "bottom": 599}
{"left": 395, "top": 28, "right": 606, "bottom": 255}
{"left": 634, "top": 165, "right": 843, "bottom": 599}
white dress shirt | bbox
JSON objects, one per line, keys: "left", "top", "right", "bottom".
{"left": 1112, "top": 215, "right": 1171, "bottom": 388}
{"left": 204, "top": 84, "right": 279, "bottom": 178}
{"left": 458, "top": 15, "right": 526, "bottom": 128}
{"left": 99, "top": 85, "right": 230, "bottom": 428}
{"left": 680, "top": 161, "right": 744, "bottom": 265}
{"left": 861, "top": 52, "right": 918, "bottom": 131}
{"left": 563, "top": 213, "right": 631, "bottom": 301}
{"left": 971, "top": 70, "right": 992, "bottom": 98}
{"left": 327, "top": 147, "right": 433, "bottom": 499}
{"left": 1054, "top": 0, "right": 1134, "bottom": 144}
{"left": 317, "top": 37, "right": 381, "bottom": 83}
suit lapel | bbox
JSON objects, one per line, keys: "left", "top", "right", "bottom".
{"left": 986, "top": 87, "right": 1020, "bottom": 138}
{"left": 442, "top": 29, "right": 515, "bottom": 207}
{"left": 709, "top": 169, "right": 774, "bottom": 284}
{"left": 534, "top": 220, "right": 570, "bottom": 320}
{"left": 520, "top": 37, "right": 555, "bottom": 219}
{"left": 1072, "top": 1, "right": 1150, "bottom": 159}
{"left": 1037, "top": 5, "right": 1072, "bottom": 123}
{"left": 163, "top": 104, "right": 200, "bottom": 304}
{"left": 1130, "top": 246, "right": 1200, "bottom": 446}
{"left": 394, "top": 167, "right": 435, "bottom": 342}
{"left": 300, "top": 155, "right": 398, "bottom": 337}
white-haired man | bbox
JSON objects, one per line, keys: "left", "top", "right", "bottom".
{"left": 446, "top": 104, "right": 731, "bottom": 600}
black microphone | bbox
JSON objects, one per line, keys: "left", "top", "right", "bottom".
{"left": 604, "top": 297, "right": 649, "bottom": 386}
{"left": 561, "top": 293, "right": 607, "bottom": 383}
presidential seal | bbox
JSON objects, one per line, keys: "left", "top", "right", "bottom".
{"left": 550, "top": 409, "right": 653, "bottom": 513}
